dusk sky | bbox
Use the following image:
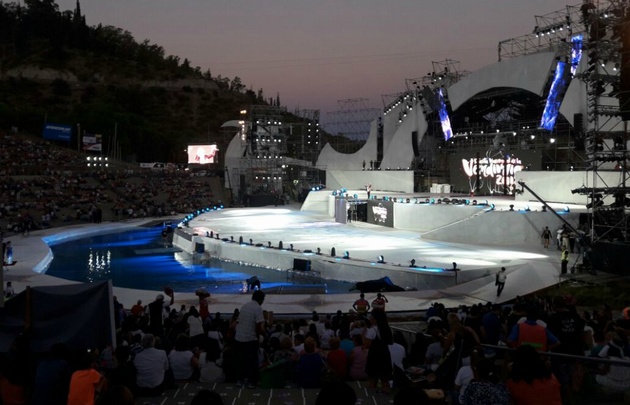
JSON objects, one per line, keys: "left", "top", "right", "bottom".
{"left": 56, "top": 0, "right": 574, "bottom": 126}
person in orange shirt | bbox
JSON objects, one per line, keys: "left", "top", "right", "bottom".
{"left": 67, "top": 351, "right": 106, "bottom": 405}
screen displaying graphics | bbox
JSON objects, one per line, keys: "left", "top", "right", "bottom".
{"left": 82, "top": 134, "right": 102, "bottom": 152}
{"left": 187, "top": 144, "right": 218, "bottom": 164}
{"left": 570, "top": 34, "right": 583, "bottom": 76}
{"left": 367, "top": 200, "right": 394, "bottom": 228}
{"left": 461, "top": 155, "right": 524, "bottom": 194}
{"left": 539, "top": 61, "right": 570, "bottom": 131}
{"left": 437, "top": 88, "right": 453, "bottom": 141}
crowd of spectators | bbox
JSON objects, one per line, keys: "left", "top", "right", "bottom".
{"left": 0, "top": 131, "right": 223, "bottom": 234}
{"left": 2, "top": 289, "right": 629, "bottom": 405}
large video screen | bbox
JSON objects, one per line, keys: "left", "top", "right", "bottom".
{"left": 367, "top": 200, "right": 394, "bottom": 228}
{"left": 437, "top": 88, "right": 453, "bottom": 141}
{"left": 570, "top": 34, "right": 583, "bottom": 76}
{"left": 187, "top": 144, "right": 218, "bottom": 164}
{"left": 539, "top": 61, "right": 569, "bottom": 131}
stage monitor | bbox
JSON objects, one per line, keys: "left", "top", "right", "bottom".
{"left": 293, "top": 258, "right": 311, "bottom": 271}
{"left": 187, "top": 144, "right": 218, "bottom": 164}
{"left": 539, "top": 61, "right": 570, "bottom": 131}
{"left": 436, "top": 88, "right": 453, "bottom": 141}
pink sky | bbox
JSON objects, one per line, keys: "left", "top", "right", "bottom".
{"left": 57, "top": 0, "right": 575, "bottom": 124}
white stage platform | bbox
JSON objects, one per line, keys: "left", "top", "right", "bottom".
{"left": 5, "top": 189, "right": 587, "bottom": 315}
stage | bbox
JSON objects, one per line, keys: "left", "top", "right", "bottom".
{"left": 172, "top": 189, "right": 586, "bottom": 312}
{"left": 4, "top": 188, "right": 587, "bottom": 315}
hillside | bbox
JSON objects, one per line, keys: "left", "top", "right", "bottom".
{"left": 0, "top": 0, "right": 267, "bottom": 163}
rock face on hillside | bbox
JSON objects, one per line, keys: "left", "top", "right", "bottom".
{"left": 3, "top": 66, "right": 79, "bottom": 82}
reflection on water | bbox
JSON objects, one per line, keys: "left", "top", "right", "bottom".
{"left": 45, "top": 226, "right": 353, "bottom": 294}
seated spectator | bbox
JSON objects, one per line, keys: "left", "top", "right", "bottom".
{"left": 67, "top": 351, "right": 106, "bottom": 405}
{"left": 168, "top": 334, "right": 199, "bottom": 382}
{"left": 295, "top": 337, "right": 325, "bottom": 388}
{"left": 326, "top": 336, "right": 348, "bottom": 381}
{"left": 461, "top": 358, "right": 509, "bottom": 405}
{"left": 133, "top": 334, "right": 170, "bottom": 396}
{"left": 198, "top": 336, "right": 225, "bottom": 384}
{"left": 425, "top": 331, "right": 444, "bottom": 371}
{"left": 348, "top": 334, "right": 368, "bottom": 381}
{"left": 594, "top": 339, "right": 630, "bottom": 392}
{"left": 269, "top": 336, "right": 296, "bottom": 364}
{"left": 506, "top": 345, "right": 562, "bottom": 405}
{"left": 108, "top": 345, "right": 137, "bottom": 396}
{"left": 32, "top": 343, "right": 71, "bottom": 405}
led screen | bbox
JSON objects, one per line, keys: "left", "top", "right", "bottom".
{"left": 570, "top": 34, "right": 583, "bottom": 76}
{"left": 437, "top": 88, "right": 453, "bottom": 141}
{"left": 187, "top": 144, "right": 219, "bottom": 164}
{"left": 539, "top": 61, "right": 569, "bottom": 131}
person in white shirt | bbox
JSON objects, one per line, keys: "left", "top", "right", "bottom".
{"left": 133, "top": 334, "right": 170, "bottom": 395}
{"left": 235, "top": 290, "right": 266, "bottom": 387}
{"left": 454, "top": 364, "right": 474, "bottom": 405}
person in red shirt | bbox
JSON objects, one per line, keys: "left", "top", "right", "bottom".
{"left": 371, "top": 293, "right": 388, "bottom": 312}
{"left": 352, "top": 293, "right": 370, "bottom": 317}
{"left": 326, "top": 337, "right": 348, "bottom": 381}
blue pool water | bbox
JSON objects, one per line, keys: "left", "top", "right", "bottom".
{"left": 44, "top": 226, "right": 354, "bottom": 294}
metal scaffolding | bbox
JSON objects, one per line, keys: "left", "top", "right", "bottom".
{"left": 324, "top": 98, "right": 380, "bottom": 141}
{"left": 573, "top": 0, "right": 630, "bottom": 272}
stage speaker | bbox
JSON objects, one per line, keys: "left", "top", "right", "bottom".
{"left": 293, "top": 258, "right": 311, "bottom": 271}
{"left": 411, "top": 131, "right": 419, "bottom": 157}
{"left": 573, "top": 113, "right": 583, "bottom": 134}
{"left": 195, "top": 243, "right": 205, "bottom": 254}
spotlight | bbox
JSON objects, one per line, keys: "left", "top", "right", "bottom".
{"left": 524, "top": 206, "right": 531, "bottom": 212}
{"left": 343, "top": 251, "right": 350, "bottom": 259}
{"left": 509, "top": 204, "right": 514, "bottom": 211}
{"left": 542, "top": 206, "right": 547, "bottom": 212}
{"left": 377, "top": 255, "right": 385, "bottom": 264}
{"left": 564, "top": 206, "right": 570, "bottom": 213}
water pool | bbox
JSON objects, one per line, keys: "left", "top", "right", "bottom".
{"left": 44, "top": 226, "right": 354, "bottom": 294}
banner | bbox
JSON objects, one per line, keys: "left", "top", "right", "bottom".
{"left": 83, "top": 133, "right": 102, "bottom": 152}
{"left": 42, "top": 123, "right": 72, "bottom": 142}
{"left": 367, "top": 199, "right": 394, "bottom": 228}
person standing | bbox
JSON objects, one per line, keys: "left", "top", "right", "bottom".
{"left": 4, "top": 282, "right": 14, "bottom": 299}
{"left": 366, "top": 184, "right": 372, "bottom": 200}
{"left": 541, "top": 226, "right": 552, "bottom": 248}
{"left": 561, "top": 249, "right": 569, "bottom": 275}
{"left": 5, "top": 241, "right": 13, "bottom": 265}
{"left": 147, "top": 292, "right": 174, "bottom": 338}
{"left": 371, "top": 293, "right": 388, "bottom": 313}
{"left": 352, "top": 293, "right": 370, "bottom": 317}
{"left": 234, "top": 290, "right": 266, "bottom": 388}
{"left": 496, "top": 267, "right": 507, "bottom": 297}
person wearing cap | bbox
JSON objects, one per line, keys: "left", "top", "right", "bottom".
{"left": 147, "top": 291, "right": 174, "bottom": 337}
